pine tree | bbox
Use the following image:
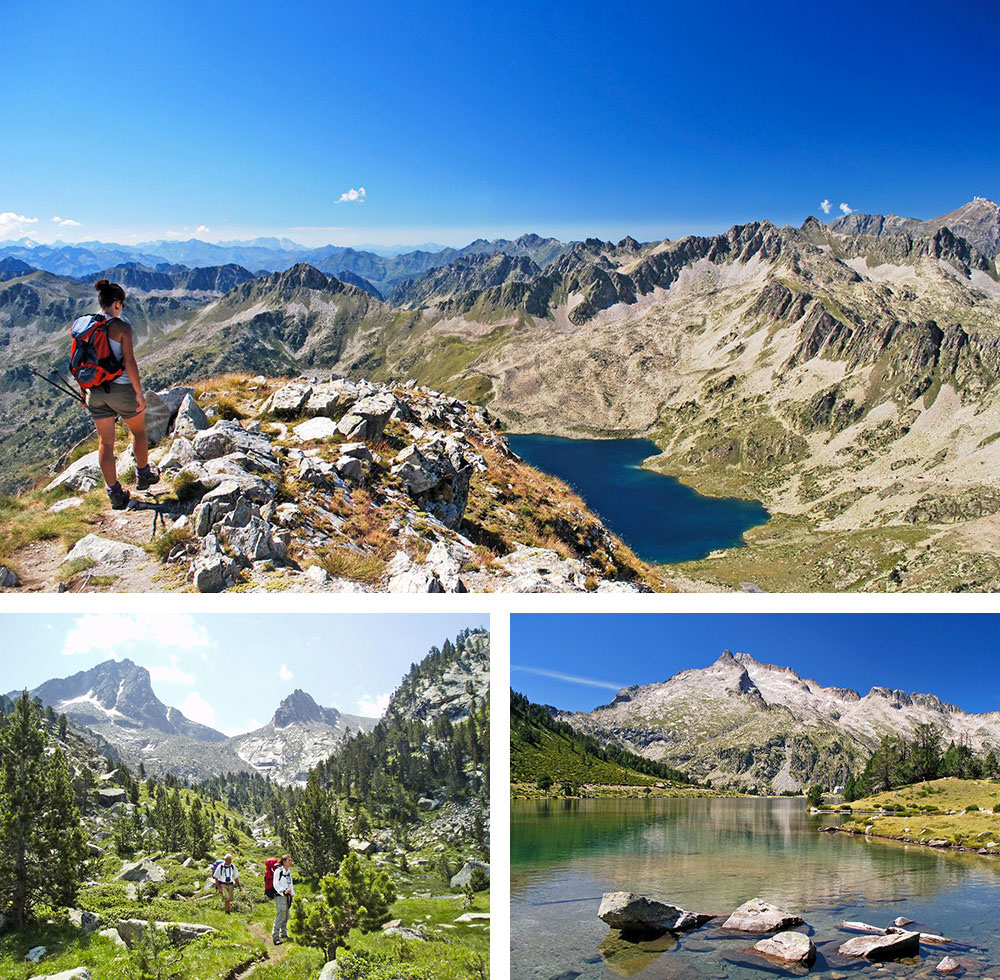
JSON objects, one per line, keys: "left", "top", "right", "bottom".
{"left": 187, "top": 799, "right": 211, "bottom": 859}
{"left": 58, "top": 713, "right": 68, "bottom": 741}
{"left": 290, "top": 773, "right": 347, "bottom": 882}
{"left": 289, "top": 851, "right": 396, "bottom": 960}
{"left": 0, "top": 693, "right": 88, "bottom": 927}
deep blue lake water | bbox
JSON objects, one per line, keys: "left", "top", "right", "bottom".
{"left": 507, "top": 434, "right": 769, "bottom": 564}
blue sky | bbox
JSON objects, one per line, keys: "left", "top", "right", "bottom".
{"left": 512, "top": 614, "right": 1000, "bottom": 714}
{"left": 2, "top": 0, "right": 997, "bottom": 247}
{"left": 0, "top": 613, "right": 486, "bottom": 735}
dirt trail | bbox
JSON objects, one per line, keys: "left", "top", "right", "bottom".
{"left": 12, "top": 498, "right": 183, "bottom": 592}
{"left": 228, "top": 922, "right": 291, "bottom": 980}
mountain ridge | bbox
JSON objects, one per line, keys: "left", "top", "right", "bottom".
{"left": 560, "top": 650, "right": 1000, "bottom": 792}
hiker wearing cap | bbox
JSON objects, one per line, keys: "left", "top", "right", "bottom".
{"left": 74, "top": 278, "right": 160, "bottom": 510}
{"left": 272, "top": 855, "right": 294, "bottom": 945}
{"left": 213, "top": 854, "right": 242, "bottom": 914}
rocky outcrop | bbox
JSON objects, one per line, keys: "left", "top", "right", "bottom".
{"left": 115, "top": 859, "right": 166, "bottom": 883}
{"left": 115, "top": 918, "right": 216, "bottom": 948}
{"left": 598, "top": 892, "right": 713, "bottom": 934}
{"left": 722, "top": 898, "right": 804, "bottom": 933}
{"left": 450, "top": 860, "right": 490, "bottom": 890}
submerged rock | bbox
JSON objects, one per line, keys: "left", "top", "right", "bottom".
{"left": 598, "top": 892, "right": 712, "bottom": 934}
{"left": 837, "top": 929, "right": 920, "bottom": 960}
{"left": 753, "top": 931, "right": 816, "bottom": 965}
{"left": 722, "top": 898, "right": 804, "bottom": 933}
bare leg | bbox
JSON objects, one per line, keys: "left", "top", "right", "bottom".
{"left": 124, "top": 412, "right": 149, "bottom": 469}
{"left": 93, "top": 417, "right": 118, "bottom": 487}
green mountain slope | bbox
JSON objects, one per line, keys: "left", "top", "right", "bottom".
{"left": 510, "top": 690, "right": 701, "bottom": 791}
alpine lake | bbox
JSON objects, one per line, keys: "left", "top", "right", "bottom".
{"left": 506, "top": 435, "right": 769, "bottom": 565}
{"left": 511, "top": 797, "right": 1000, "bottom": 980}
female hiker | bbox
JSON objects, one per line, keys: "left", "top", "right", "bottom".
{"left": 83, "top": 278, "right": 159, "bottom": 509}
{"left": 272, "top": 854, "right": 294, "bottom": 945}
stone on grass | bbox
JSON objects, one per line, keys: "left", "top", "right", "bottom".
{"left": 35, "top": 969, "right": 92, "bottom": 980}
{"left": 25, "top": 946, "right": 47, "bottom": 962}
{"left": 115, "top": 858, "right": 166, "bottom": 883}
{"left": 0, "top": 565, "right": 21, "bottom": 588}
{"left": 63, "top": 535, "right": 144, "bottom": 568}
{"left": 115, "top": 919, "right": 215, "bottom": 948}
{"left": 99, "top": 927, "right": 127, "bottom": 949}
{"left": 48, "top": 497, "right": 84, "bottom": 513}
{"left": 318, "top": 962, "right": 339, "bottom": 980}
{"left": 67, "top": 908, "right": 101, "bottom": 933}
{"left": 450, "top": 860, "right": 490, "bottom": 890}
{"left": 294, "top": 416, "right": 340, "bottom": 441}
{"left": 722, "top": 898, "right": 804, "bottom": 933}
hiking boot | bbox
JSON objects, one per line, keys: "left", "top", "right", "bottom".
{"left": 273, "top": 938, "right": 283, "bottom": 946}
{"left": 107, "top": 483, "right": 130, "bottom": 510}
{"left": 135, "top": 464, "right": 160, "bottom": 491}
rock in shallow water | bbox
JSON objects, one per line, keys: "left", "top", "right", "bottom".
{"left": 753, "top": 930, "right": 816, "bottom": 965}
{"left": 598, "top": 892, "right": 712, "bottom": 933}
{"left": 837, "top": 930, "right": 920, "bottom": 960}
{"left": 722, "top": 898, "right": 804, "bottom": 933}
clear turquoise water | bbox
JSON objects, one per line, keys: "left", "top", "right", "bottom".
{"left": 511, "top": 797, "right": 1000, "bottom": 980}
{"left": 507, "top": 435, "right": 769, "bottom": 564}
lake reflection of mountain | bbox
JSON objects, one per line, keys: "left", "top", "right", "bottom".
{"left": 511, "top": 798, "right": 1000, "bottom": 980}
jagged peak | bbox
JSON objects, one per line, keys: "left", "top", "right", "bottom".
{"left": 271, "top": 689, "right": 339, "bottom": 728}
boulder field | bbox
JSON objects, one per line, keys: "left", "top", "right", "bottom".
{"left": 11, "top": 374, "right": 669, "bottom": 593}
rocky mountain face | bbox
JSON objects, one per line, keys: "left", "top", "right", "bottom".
{"left": 229, "top": 690, "right": 377, "bottom": 785}
{"left": 24, "top": 658, "right": 226, "bottom": 741}
{"left": 831, "top": 197, "right": 1000, "bottom": 258}
{"left": 18, "top": 660, "right": 379, "bottom": 784}
{"left": 561, "top": 651, "right": 1000, "bottom": 792}
{"left": 387, "top": 629, "right": 490, "bottom": 722}
{"left": 5, "top": 201, "right": 1000, "bottom": 590}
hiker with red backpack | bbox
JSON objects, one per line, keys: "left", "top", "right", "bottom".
{"left": 266, "top": 855, "right": 294, "bottom": 945}
{"left": 70, "top": 278, "right": 160, "bottom": 509}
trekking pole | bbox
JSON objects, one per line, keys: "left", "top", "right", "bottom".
{"left": 29, "top": 368, "right": 86, "bottom": 406}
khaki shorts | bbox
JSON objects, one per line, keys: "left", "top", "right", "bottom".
{"left": 219, "top": 882, "right": 235, "bottom": 900}
{"left": 86, "top": 383, "right": 140, "bottom": 421}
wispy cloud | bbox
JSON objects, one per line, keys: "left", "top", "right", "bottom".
{"left": 63, "top": 614, "right": 215, "bottom": 657}
{"left": 177, "top": 691, "right": 217, "bottom": 728}
{"left": 336, "top": 186, "right": 367, "bottom": 204}
{"left": 51, "top": 216, "right": 81, "bottom": 227}
{"left": 819, "top": 199, "right": 832, "bottom": 215}
{"left": 839, "top": 202, "right": 854, "bottom": 215}
{"left": 279, "top": 664, "right": 293, "bottom": 681}
{"left": 357, "top": 691, "right": 390, "bottom": 716}
{"left": 148, "top": 653, "right": 195, "bottom": 686}
{"left": 0, "top": 212, "right": 39, "bottom": 238}
{"left": 511, "top": 665, "right": 623, "bottom": 690}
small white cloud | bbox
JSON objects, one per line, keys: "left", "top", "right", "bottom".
{"left": 819, "top": 199, "right": 832, "bottom": 215}
{"left": 279, "top": 664, "right": 293, "bottom": 681}
{"left": 222, "top": 717, "right": 262, "bottom": 736}
{"left": 177, "top": 691, "right": 217, "bottom": 728}
{"left": 839, "top": 202, "right": 854, "bottom": 215}
{"left": 0, "top": 212, "right": 39, "bottom": 238}
{"left": 195, "top": 224, "right": 210, "bottom": 235}
{"left": 63, "top": 614, "right": 215, "bottom": 657}
{"left": 147, "top": 653, "right": 195, "bottom": 686}
{"left": 336, "top": 186, "right": 367, "bottom": 204}
{"left": 51, "top": 216, "right": 81, "bottom": 227}
{"left": 357, "top": 691, "right": 390, "bottom": 716}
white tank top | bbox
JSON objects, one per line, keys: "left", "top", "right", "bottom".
{"left": 107, "top": 319, "right": 133, "bottom": 384}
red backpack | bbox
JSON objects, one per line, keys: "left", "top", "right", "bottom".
{"left": 264, "top": 858, "right": 280, "bottom": 899}
{"left": 69, "top": 313, "right": 124, "bottom": 389}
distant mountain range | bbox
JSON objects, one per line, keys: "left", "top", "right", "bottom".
{"left": 10, "top": 658, "right": 376, "bottom": 784}
{"left": 560, "top": 651, "right": 1000, "bottom": 792}
{"left": 4, "top": 199, "right": 1000, "bottom": 590}
{"left": 10, "top": 630, "right": 490, "bottom": 783}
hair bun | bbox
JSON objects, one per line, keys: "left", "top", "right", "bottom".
{"left": 95, "top": 279, "right": 111, "bottom": 291}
